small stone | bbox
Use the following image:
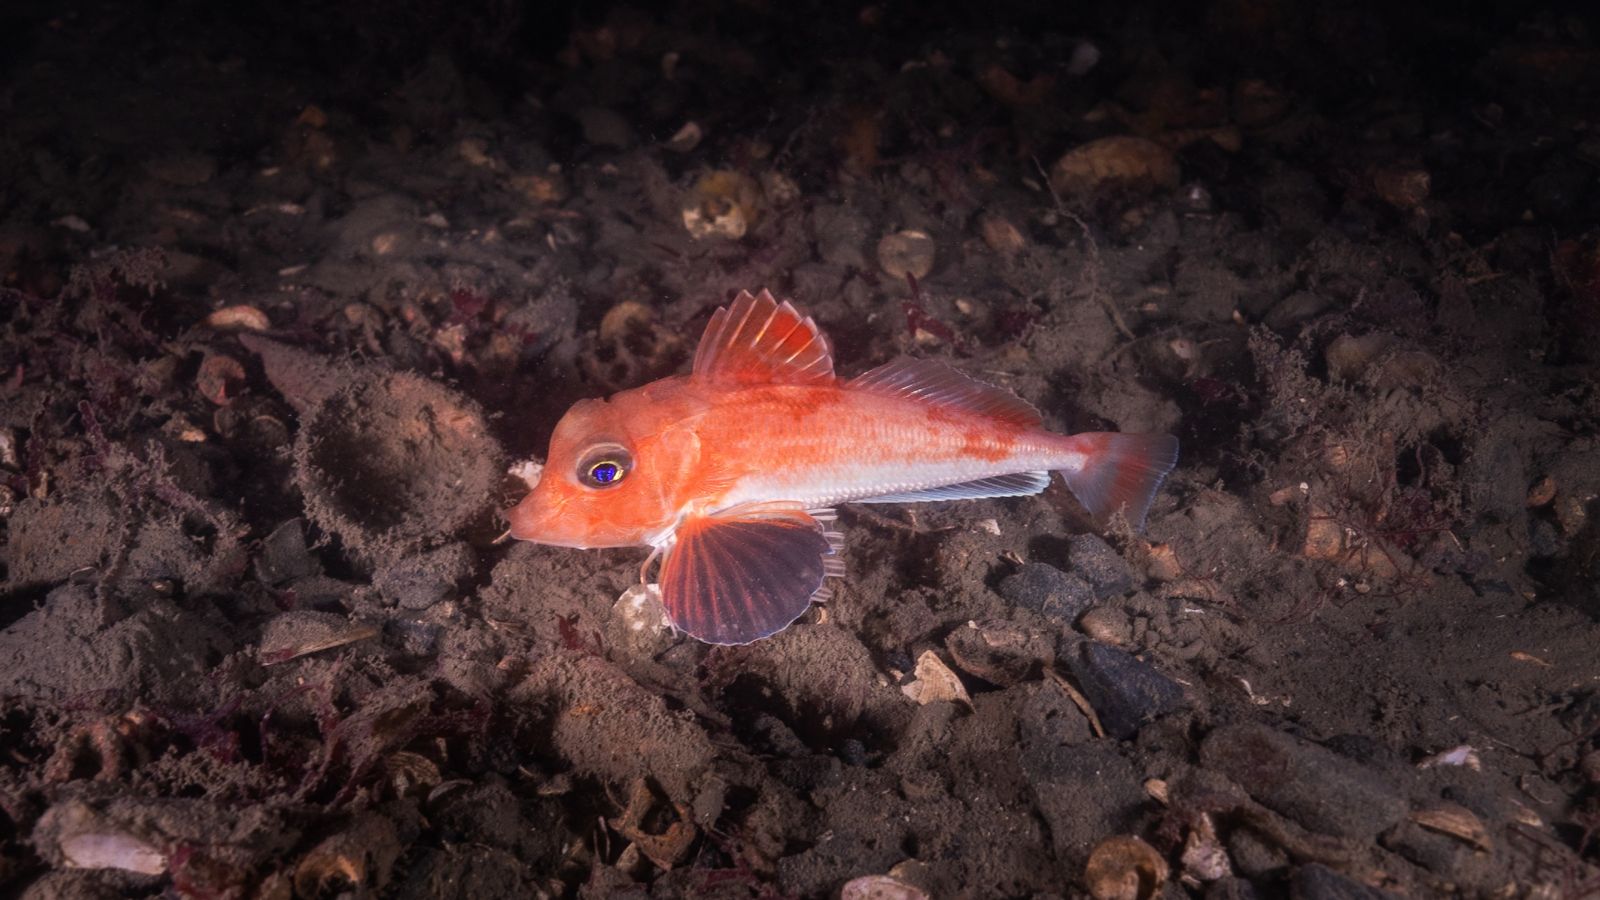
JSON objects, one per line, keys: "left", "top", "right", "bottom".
{"left": 1069, "top": 534, "right": 1135, "bottom": 599}
{"left": 999, "top": 563, "right": 1096, "bottom": 624}
{"left": 1064, "top": 640, "right": 1185, "bottom": 739}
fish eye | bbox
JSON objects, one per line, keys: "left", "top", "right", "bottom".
{"left": 577, "top": 444, "right": 632, "bottom": 489}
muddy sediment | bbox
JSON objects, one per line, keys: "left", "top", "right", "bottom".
{"left": 2, "top": 1, "right": 1600, "bottom": 898}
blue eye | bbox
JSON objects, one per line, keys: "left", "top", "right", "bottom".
{"left": 578, "top": 445, "right": 632, "bottom": 488}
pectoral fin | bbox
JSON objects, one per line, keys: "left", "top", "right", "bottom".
{"left": 658, "top": 504, "right": 842, "bottom": 645}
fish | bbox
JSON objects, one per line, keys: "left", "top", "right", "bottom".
{"left": 508, "top": 289, "right": 1178, "bottom": 646}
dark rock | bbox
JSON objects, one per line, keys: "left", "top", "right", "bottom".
{"left": 999, "top": 562, "right": 1096, "bottom": 623}
{"left": 1227, "top": 826, "right": 1288, "bottom": 878}
{"left": 1068, "top": 534, "right": 1135, "bottom": 598}
{"left": 1291, "top": 863, "right": 1399, "bottom": 900}
{"left": 1063, "top": 640, "right": 1185, "bottom": 739}
{"left": 1028, "top": 743, "right": 1146, "bottom": 866}
{"left": 374, "top": 542, "right": 476, "bottom": 610}
{"left": 1200, "top": 724, "right": 1408, "bottom": 841}
{"left": 254, "top": 518, "right": 319, "bottom": 585}
{"left": 808, "top": 204, "right": 871, "bottom": 269}
{"left": 1207, "top": 876, "right": 1260, "bottom": 900}
{"left": 393, "top": 846, "right": 538, "bottom": 900}
{"left": 577, "top": 106, "right": 632, "bottom": 149}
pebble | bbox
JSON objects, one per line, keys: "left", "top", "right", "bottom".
{"left": 1064, "top": 640, "right": 1185, "bottom": 740}
{"left": 1200, "top": 723, "right": 1407, "bottom": 841}
{"left": 999, "top": 562, "right": 1096, "bottom": 624}
{"left": 1069, "top": 534, "right": 1134, "bottom": 599}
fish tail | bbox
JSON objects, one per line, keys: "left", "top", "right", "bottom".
{"left": 1058, "top": 432, "right": 1179, "bottom": 530}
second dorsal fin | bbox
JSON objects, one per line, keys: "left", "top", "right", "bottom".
{"left": 847, "top": 358, "right": 1043, "bottom": 427}
{"left": 692, "top": 290, "right": 835, "bottom": 386}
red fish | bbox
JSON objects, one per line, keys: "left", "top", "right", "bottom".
{"left": 509, "top": 290, "right": 1177, "bottom": 645}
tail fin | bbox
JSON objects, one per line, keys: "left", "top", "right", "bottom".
{"left": 1060, "top": 433, "right": 1179, "bottom": 531}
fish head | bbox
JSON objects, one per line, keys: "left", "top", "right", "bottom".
{"left": 507, "top": 379, "right": 702, "bottom": 549}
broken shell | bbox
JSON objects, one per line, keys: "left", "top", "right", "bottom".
{"left": 1050, "top": 136, "right": 1179, "bottom": 199}
{"left": 204, "top": 305, "right": 271, "bottom": 332}
{"left": 609, "top": 778, "right": 696, "bottom": 870}
{"left": 1371, "top": 165, "right": 1431, "bottom": 211}
{"left": 945, "top": 619, "right": 1053, "bottom": 686}
{"left": 60, "top": 830, "right": 167, "bottom": 875}
{"left": 841, "top": 874, "right": 930, "bottom": 900}
{"left": 1526, "top": 475, "right": 1556, "bottom": 508}
{"left": 196, "top": 353, "right": 246, "bottom": 406}
{"left": 259, "top": 611, "right": 379, "bottom": 665}
{"left": 980, "top": 214, "right": 1026, "bottom": 257}
{"left": 383, "top": 751, "right": 442, "bottom": 797}
{"left": 292, "top": 814, "right": 401, "bottom": 898}
{"left": 0, "top": 426, "right": 19, "bottom": 470}
{"left": 510, "top": 171, "right": 568, "bottom": 205}
{"left": 761, "top": 169, "right": 801, "bottom": 207}
{"left": 665, "top": 121, "right": 703, "bottom": 153}
{"left": 1180, "top": 814, "right": 1231, "bottom": 882}
{"left": 682, "top": 171, "right": 762, "bottom": 240}
{"left": 900, "top": 650, "right": 971, "bottom": 706}
{"left": 877, "top": 229, "right": 936, "bottom": 280}
{"left": 1084, "top": 835, "right": 1169, "bottom": 900}
{"left": 613, "top": 583, "right": 669, "bottom": 634}
{"left": 1233, "top": 79, "right": 1290, "bottom": 127}
{"left": 1410, "top": 803, "right": 1492, "bottom": 851}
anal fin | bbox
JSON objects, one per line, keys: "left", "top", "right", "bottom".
{"left": 859, "top": 471, "right": 1051, "bottom": 504}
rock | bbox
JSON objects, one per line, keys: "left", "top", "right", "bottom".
{"left": 1069, "top": 534, "right": 1135, "bottom": 599}
{"left": 373, "top": 542, "right": 476, "bottom": 610}
{"left": 1206, "top": 876, "right": 1260, "bottom": 900}
{"left": 999, "top": 562, "right": 1097, "bottom": 624}
{"left": 292, "top": 369, "right": 504, "bottom": 564}
{"left": 1200, "top": 724, "right": 1408, "bottom": 841}
{"left": 1028, "top": 742, "right": 1147, "bottom": 866}
{"left": 577, "top": 106, "right": 633, "bottom": 149}
{"left": 810, "top": 204, "right": 871, "bottom": 269}
{"left": 1064, "top": 640, "right": 1185, "bottom": 739}
{"left": 1291, "top": 863, "right": 1398, "bottom": 900}
{"left": 255, "top": 518, "right": 319, "bottom": 585}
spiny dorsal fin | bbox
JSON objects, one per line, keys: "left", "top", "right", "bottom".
{"left": 847, "top": 358, "right": 1042, "bottom": 427}
{"left": 692, "top": 290, "right": 835, "bottom": 386}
